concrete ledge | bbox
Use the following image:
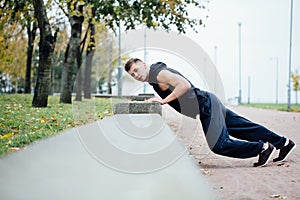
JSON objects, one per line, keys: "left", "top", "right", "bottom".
{"left": 94, "top": 93, "right": 155, "bottom": 101}
{"left": 113, "top": 102, "right": 162, "bottom": 115}
{"left": 131, "top": 93, "right": 155, "bottom": 101}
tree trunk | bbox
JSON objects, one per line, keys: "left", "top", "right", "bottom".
{"left": 84, "top": 8, "right": 96, "bottom": 99}
{"left": 60, "top": 2, "right": 84, "bottom": 103}
{"left": 24, "top": 21, "right": 37, "bottom": 94}
{"left": 75, "top": 15, "right": 84, "bottom": 101}
{"left": 49, "top": 60, "right": 55, "bottom": 95}
{"left": 49, "top": 30, "right": 58, "bottom": 96}
{"left": 107, "top": 38, "right": 112, "bottom": 94}
{"left": 32, "top": 0, "right": 55, "bottom": 107}
{"left": 75, "top": 49, "right": 83, "bottom": 101}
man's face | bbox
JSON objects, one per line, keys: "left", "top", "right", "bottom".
{"left": 127, "top": 61, "right": 148, "bottom": 82}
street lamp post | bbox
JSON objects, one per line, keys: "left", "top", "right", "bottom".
{"left": 248, "top": 76, "right": 250, "bottom": 104}
{"left": 117, "top": 25, "right": 123, "bottom": 97}
{"left": 214, "top": 45, "right": 217, "bottom": 93}
{"left": 287, "top": 0, "right": 294, "bottom": 110}
{"left": 275, "top": 57, "right": 279, "bottom": 104}
{"left": 143, "top": 28, "right": 147, "bottom": 94}
{"left": 238, "top": 22, "right": 242, "bottom": 104}
{"left": 270, "top": 57, "right": 279, "bottom": 104}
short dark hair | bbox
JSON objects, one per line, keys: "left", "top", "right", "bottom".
{"left": 124, "top": 58, "right": 143, "bottom": 72}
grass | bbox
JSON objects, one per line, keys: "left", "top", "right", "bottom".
{"left": 242, "top": 103, "right": 300, "bottom": 112}
{"left": 0, "top": 94, "right": 124, "bottom": 157}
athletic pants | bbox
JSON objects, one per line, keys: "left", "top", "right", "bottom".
{"left": 200, "top": 93, "right": 286, "bottom": 158}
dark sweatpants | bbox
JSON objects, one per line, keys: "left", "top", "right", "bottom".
{"left": 200, "top": 93, "right": 286, "bottom": 159}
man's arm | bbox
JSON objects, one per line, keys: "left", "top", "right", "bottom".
{"left": 147, "top": 70, "right": 191, "bottom": 104}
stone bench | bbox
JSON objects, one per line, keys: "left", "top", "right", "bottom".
{"left": 93, "top": 93, "right": 155, "bottom": 101}
{"left": 113, "top": 102, "right": 162, "bottom": 115}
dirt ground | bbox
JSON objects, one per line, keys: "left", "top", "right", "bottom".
{"left": 162, "top": 105, "right": 300, "bottom": 200}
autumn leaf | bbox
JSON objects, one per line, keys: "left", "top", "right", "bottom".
{"left": 200, "top": 168, "right": 212, "bottom": 175}
{"left": 270, "top": 194, "right": 287, "bottom": 199}
{"left": 0, "top": 132, "right": 14, "bottom": 139}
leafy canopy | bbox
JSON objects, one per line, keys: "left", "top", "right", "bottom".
{"left": 89, "top": 0, "right": 206, "bottom": 33}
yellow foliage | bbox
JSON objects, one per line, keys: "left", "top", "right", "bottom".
{"left": 0, "top": 19, "right": 27, "bottom": 82}
{"left": 291, "top": 71, "right": 300, "bottom": 91}
{"left": 0, "top": 132, "right": 14, "bottom": 139}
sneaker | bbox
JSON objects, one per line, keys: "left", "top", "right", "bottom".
{"left": 253, "top": 142, "right": 276, "bottom": 167}
{"left": 273, "top": 139, "right": 296, "bottom": 162}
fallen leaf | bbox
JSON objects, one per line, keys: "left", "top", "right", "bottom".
{"left": 270, "top": 194, "right": 281, "bottom": 198}
{"left": 277, "top": 162, "right": 285, "bottom": 166}
{"left": 270, "top": 194, "right": 287, "bottom": 199}
{"left": 200, "top": 168, "right": 211, "bottom": 175}
{"left": 0, "top": 132, "right": 14, "bottom": 139}
{"left": 213, "top": 186, "right": 223, "bottom": 190}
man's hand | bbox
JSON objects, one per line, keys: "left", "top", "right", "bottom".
{"left": 145, "top": 97, "right": 166, "bottom": 105}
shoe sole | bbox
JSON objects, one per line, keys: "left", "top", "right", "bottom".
{"left": 273, "top": 144, "right": 296, "bottom": 162}
{"left": 260, "top": 147, "right": 276, "bottom": 167}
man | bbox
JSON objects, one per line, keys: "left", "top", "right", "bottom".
{"left": 124, "top": 58, "right": 296, "bottom": 167}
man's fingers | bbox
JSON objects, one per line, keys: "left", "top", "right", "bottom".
{"left": 146, "top": 97, "right": 163, "bottom": 104}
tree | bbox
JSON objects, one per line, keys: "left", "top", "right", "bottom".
{"left": 1, "top": 1, "right": 40, "bottom": 94}
{"left": 24, "top": 19, "right": 38, "bottom": 93}
{"left": 87, "top": 23, "right": 119, "bottom": 94}
{"left": 0, "top": 21, "right": 27, "bottom": 93}
{"left": 291, "top": 71, "right": 300, "bottom": 104}
{"left": 32, "top": 0, "right": 56, "bottom": 107}
{"left": 14, "top": 1, "right": 38, "bottom": 94}
{"left": 92, "top": 0, "right": 205, "bottom": 33}
{"left": 59, "top": 0, "right": 84, "bottom": 103}
{"left": 0, "top": 1, "right": 32, "bottom": 93}
{"left": 84, "top": 6, "right": 96, "bottom": 99}
{"left": 51, "top": 27, "right": 69, "bottom": 94}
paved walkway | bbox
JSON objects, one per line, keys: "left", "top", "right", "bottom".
{"left": 163, "top": 105, "right": 300, "bottom": 200}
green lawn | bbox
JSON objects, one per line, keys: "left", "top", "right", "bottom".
{"left": 0, "top": 94, "right": 124, "bottom": 157}
{"left": 242, "top": 103, "right": 300, "bottom": 112}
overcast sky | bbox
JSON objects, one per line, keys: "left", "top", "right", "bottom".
{"left": 186, "top": 0, "right": 300, "bottom": 103}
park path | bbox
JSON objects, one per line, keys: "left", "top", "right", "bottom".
{"left": 162, "top": 105, "right": 300, "bottom": 200}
